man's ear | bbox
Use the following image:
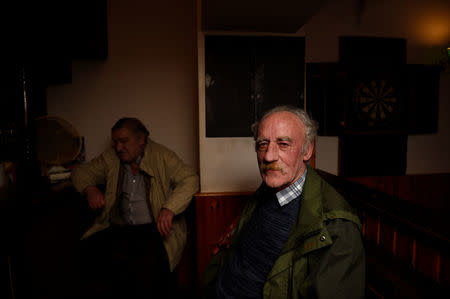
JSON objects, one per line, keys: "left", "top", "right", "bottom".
{"left": 138, "top": 133, "right": 146, "bottom": 146}
{"left": 303, "top": 141, "right": 314, "bottom": 162}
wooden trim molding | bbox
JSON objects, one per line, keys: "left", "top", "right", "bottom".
{"left": 194, "top": 191, "right": 254, "bottom": 198}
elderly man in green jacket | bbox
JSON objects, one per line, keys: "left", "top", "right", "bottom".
{"left": 203, "top": 106, "right": 365, "bottom": 298}
{"left": 72, "top": 117, "right": 199, "bottom": 299}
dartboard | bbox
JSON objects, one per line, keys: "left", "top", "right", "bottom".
{"left": 353, "top": 79, "right": 398, "bottom": 127}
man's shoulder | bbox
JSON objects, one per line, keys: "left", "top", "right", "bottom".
{"left": 305, "top": 168, "right": 345, "bottom": 202}
{"left": 305, "top": 167, "right": 360, "bottom": 227}
{"left": 145, "top": 139, "right": 176, "bottom": 157}
{"left": 141, "top": 140, "right": 184, "bottom": 173}
{"left": 77, "top": 147, "right": 117, "bottom": 168}
{"left": 99, "top": 147, "right": 119, "bottom": 164}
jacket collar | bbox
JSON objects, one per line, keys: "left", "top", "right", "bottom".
{"left": 135, "top": 140, "right": 155, "bottom": 177}
{"left": 242, "top": 166, "right": 326, "bottom": 254}
{"left": 112, "top": 140, "right": 156, "bottom": 177}
{"left": 280, "top": 165, "right": 325, "bottom": 254}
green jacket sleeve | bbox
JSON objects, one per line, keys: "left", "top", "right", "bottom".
{"left": 310, "top": 219, "right": 366, "bottom": 299}
{"left": 201, "top": 248, "right": 229, "bottom": 299}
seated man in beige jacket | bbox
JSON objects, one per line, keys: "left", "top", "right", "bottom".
{"left": 72, "top": 117, "right": 199, "bottom": 299}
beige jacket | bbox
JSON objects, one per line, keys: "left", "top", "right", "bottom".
{"left": 72, "top": 140, "right": 199, "bottom": 271}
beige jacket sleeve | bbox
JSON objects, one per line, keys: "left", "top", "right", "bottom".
{"left": 71, "top": 153, "right": 109, "bottom": 194}
{"left": 160, "top": 149, "right": 199, "bottom": 215}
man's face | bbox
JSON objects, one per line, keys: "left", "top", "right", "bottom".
{"left": 256, "top": 111, "right": 313, "bottom": 190}
{"left": 112, "top": 127, "right": 145, "bottom": 163}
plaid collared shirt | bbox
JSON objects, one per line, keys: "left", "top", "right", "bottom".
{"left": 276, "top": 168, "right": 307, "bottom": 206}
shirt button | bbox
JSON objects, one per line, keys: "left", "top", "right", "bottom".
{"left": 320, "top": 235, "right": 326, "bottom": 242}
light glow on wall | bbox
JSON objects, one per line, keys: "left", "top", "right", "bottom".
{"left": 415, "top": 13, "right": 449, "bottom": 46}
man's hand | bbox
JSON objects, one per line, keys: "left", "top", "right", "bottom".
{"left": 157, "top": 208, "right": 174, "bottom": 237}
{"left": 84, "top": 186, "right": 106, "bottom": 210}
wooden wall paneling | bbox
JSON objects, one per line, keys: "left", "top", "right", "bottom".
{"left": 376, "top": 217, "right": 381, "bottom": 245}
{"left": 409, "top": 175, "right": 428, "bottom": 208}
{"left": 380, "top": 221, "right": 396, "bottom": 254}
{"left": 440, "top": 254, "right": 450, "bottom": 286}
{"left": 347, "top": 176, "right": 378, "bottom": 190}
{"left": 415, "top": 241, "right": 440, "bottom": 281}
{"left": 365, "top": 238, "right": 422, "bottom": 299}
{"left": 373, "top": 177, "right": 388, "bottom": 195}
{"left": 365, "top": 214, "right": 379, "bottom": 243}
{"left": 373, "top": 176, "right": 396, "bottom": 198}
{"left": 321, "top": 170, "right": 449, "bottom": 297}
{"left": 411, "top": 239, "right": 417, "bottom": 268}
{"left": 381, "top": 176, "right": 398, "bottom": 198}
{"left": 194, "top": 192, "right": 252, "bottom": 287}
{"left": 412, "top": 174, "right": 450, "bottom": 211}
{"left": 436, "top": 253, "right": 441, "bottom": 284}
{"left": 348, "top": 176, "right": 399, "bottom": 197}
{"left": 397, "top": 175, "right": 415, "bottom": 205}
{"left": 392, "top": 228, "right": 398, "bottom": 257}
{"left": 349, "top": 174, "right": 450, "bottom": 210}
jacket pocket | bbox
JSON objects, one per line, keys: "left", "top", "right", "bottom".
{"left": 264, "top": 266, "right": 290, "bottom": 298}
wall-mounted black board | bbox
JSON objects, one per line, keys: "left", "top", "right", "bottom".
{"left": 205, "top": 35, "right": 305, "bottom": 137}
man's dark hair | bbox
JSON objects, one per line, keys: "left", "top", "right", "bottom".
{"left": 112, "top": 117, "right": 150, "bottom": 140}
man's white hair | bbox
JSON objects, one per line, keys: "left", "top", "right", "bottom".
{"left": 251, "top": 105, "right": 318, "bottom": 155}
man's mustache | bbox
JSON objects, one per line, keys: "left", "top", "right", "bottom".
{"left": 260, "top": 162, "right": 286, "bottom": 175}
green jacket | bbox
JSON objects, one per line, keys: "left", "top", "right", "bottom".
{"left": 72, "top": 139, "right": 199, "bottom": 271}
{"left": 203, "top": 166, "right": 365, "bottom": 298}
